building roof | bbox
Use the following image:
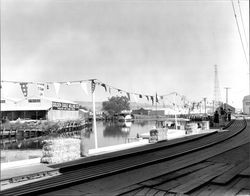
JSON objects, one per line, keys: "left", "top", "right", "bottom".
{"left": 1, "top": 96, "right": 79, "bottom": 111}
{"left": 28, "top": 96, "right": 78, "bottom": 104}
{"left": 243, "top": 95, "right": 250, "bottom": 101}
{"left": 1, "top": 97, "right": 21, "bottom": 102}
{"left": 1, "top": 104, "right": 51, "bottom": 111}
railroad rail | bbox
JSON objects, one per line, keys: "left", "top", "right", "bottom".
{"left": 1, "top": 119, "right": 247, "bottom": 196}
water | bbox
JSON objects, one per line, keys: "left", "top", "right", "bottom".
{"left": 0, "top": 120, "right": 162, "bottom": 163}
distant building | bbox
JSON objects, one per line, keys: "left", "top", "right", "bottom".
{"left": 79, "top": 109, "right": 90, "bottom": 119}
{"left": 243, "top": 95, "right": 250, "bottom": 114}
{"left": 1, "top": 96, "right": 80, "bottom": 121}
{"left": 132, "top": 108, "right": 151, "bottom": 115}
{"left": 223, "top": 103, "right": 235, "bottom": 114}
{"left": 148, "top": 109, "right": 165, "bottom": 116}
{"left": 132, "top": 107, "right": 185, "bottom": 116}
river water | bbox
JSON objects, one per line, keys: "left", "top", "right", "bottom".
{"left": 1, "top": 120, "right": 170, "bottom": 163}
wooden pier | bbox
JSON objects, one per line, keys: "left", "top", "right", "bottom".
{"left": 0, "top": 120, "right": 90, "bottom": 140}
{"left": 1, "top": 119, "right": 249, "bottom": 196}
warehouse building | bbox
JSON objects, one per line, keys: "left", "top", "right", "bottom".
{"left": 243, "top": 95, "right": 250, "bottom": 114}
{"left": 1, "top": 96, "right": 80, "bottom": 121}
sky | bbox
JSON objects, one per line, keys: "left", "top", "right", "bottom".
{"left": 1, "top": 0, "right": 249, "bottom": 109}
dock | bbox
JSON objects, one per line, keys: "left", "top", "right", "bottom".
{"left": 0, "top": 119, "right": 249, "bottom": 195}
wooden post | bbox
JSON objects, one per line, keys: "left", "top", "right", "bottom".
{"left": 92, "top": 87, "right": 98, "bottom": 149}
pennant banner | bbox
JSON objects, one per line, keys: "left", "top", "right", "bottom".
{"left": 2, "top": 79, "right": 205, "bottom": 109}
{"left": 156, "top": 93, "right": 159, "bottom": 103}
{"left": 80, "top": 82, "right": 89, "bottom": 95}
{"left": 101, "top": 83, "right": 107, "bottom": 92}
{"left": 54, "top": 82, "right": 61, "bottom": 97}
{"left": 37, "top": 83, "right": 45, "bottom": 97}
{"left": 150, "top": 96, "right": 154, "bottom": 105}
{"left": 20, "top": 83, "right": 28, "bottom": 97}
{"left": 127, "top": 92, "right": 130, "bottom": 101}
{"left": 91, "top": 80, "right": 96, "bottom": 94}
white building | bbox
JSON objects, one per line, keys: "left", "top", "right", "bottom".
{"left": 1, "top": 96, "right": 80, "bottom": 121}
{"left": 243, "top": 95, "right": 250, "bottom": 114}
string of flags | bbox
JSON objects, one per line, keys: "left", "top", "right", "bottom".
{"left": 0, "top": 79, "right": 213, "bottom": 111}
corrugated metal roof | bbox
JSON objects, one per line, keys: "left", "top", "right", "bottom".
{"left": 1, "top": 97, "right": 21, "bottom": 102}
{"left": 1, "top": 96, "right": 78, "bottom": 111}
{"left": 1, "top": 105, "right": 51, "bottom": 111}
{"left": 25, "top": 96, "right": 77, "bottom": 104}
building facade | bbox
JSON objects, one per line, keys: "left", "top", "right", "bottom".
{"left": 243, "top": 95, "right": 250, "bottom": 114}
{"left": 1, "top": 96, "right": 80, "bottom": 121}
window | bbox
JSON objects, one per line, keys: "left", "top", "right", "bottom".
{"left": 245, "top": 102, "right": 250, "bottom": 106}
{"left": 28, "top": 99, "right": 41, "bottom": 103}
{"left": 0, "top": 100, "right": 6, "bottom": 103}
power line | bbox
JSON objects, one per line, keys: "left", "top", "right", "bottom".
{"left": 231, "top": 0, "right": 249, "bottom": 65}
{"left": 237, "top": 0, "right": 249, "bottom": 47}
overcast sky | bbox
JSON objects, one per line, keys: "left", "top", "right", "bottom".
{"left": 1, "top": 0, "right": 249, "bottom": 109}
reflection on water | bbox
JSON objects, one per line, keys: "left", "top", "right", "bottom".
{"left": 103, "top": 121, "right": 131, "bottom": 137}
{"left": 0, "top": 120, "right": 161, "bottom": 162}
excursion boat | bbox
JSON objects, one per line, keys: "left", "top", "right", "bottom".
{"left": 117, "top": 114, "right": 133, "bottom": 122}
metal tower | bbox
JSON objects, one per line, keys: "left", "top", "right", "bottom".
{"left": 213, "top": 64, "right": 221, "bottom": 108}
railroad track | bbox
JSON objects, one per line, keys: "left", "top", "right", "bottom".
{"left": 1, "top": 119, "right": 247, "bottom": 196}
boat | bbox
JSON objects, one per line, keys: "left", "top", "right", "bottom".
{"left": 117, "top": 114, "right": 133, "bottom": 122}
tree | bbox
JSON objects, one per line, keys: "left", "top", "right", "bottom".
{"left": 102, "top": 96, "right": 130, "bottom": 116}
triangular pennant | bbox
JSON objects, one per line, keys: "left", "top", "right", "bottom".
{"left": 101, "top": 83, "right": 107, "bottom": 92}
{"left": 37, "top": 83, "right": 45, "bottom": 97}
{"left": 53, "top": 82, "right": 61, "bottom": 97}
{"left": 80, "top": 82, "right": 89, "bottom": 95}
{"left": 91, "top": 80, "right": 96, "bottom": 94}
{"left": 127, "top": 92, "right": 130, "bottom": 101}
{"left": 151, "top": 96, "right": 154, "bottom": 105}
{"left": 20, "top": 83, "right": 28, "bottom": 97}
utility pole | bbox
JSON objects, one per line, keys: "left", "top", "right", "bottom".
{"left": 173, "top": 93, "right": 178, "bottom": 130}
{"left": 224, "top": 87, "right": 231, "bottom": 110}
{"left": 91, "top": 80, "right": 98, "bottom": 149}
{"left": 214, "top": 65, "right": 221, "bottom": 109}
{"left": 204, "top": 97, "right": 207, "bottom": 114}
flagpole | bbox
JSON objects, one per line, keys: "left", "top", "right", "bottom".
{"left": 155, "top": 92, "right": 157, "bottom": 119}
{"left": 92, "top": 83, "right": 98, "bottom": 149}
{"left": 174, "top": 93, "right": 177, "bottom": 130}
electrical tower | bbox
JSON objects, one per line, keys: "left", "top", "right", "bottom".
{"left": 213, "top": 64, "right": 221, "bottom": 108}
